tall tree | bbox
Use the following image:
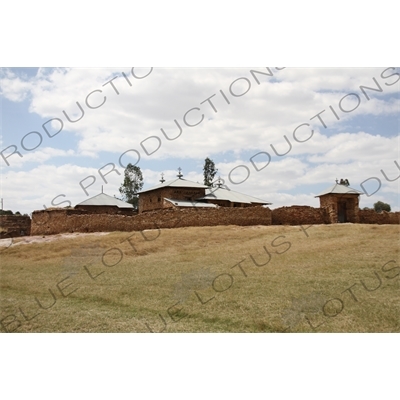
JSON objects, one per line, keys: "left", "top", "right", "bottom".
{"left": 119, "top": 164, "right": 144, "bottom": 209}
{"left": 203, "top": 157, "right": 218, "bottom": 186}
{"left": 374, "top": 201, "right": 391, "bottom": 213}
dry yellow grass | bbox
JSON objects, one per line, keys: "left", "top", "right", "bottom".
{"left": 0, "top": 224, "right": 399, "bottom": 332}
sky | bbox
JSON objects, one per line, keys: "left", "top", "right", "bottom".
{"left": 1, "top": 67, "right": 399, "bottom": 214}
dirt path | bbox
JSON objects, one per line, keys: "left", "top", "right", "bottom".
{"left": 0, "top": 232, "right": 110, "bottom": 247}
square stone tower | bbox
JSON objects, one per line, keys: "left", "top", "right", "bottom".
{"left": 316, "top": 179, "right": 363, "bottom": 223}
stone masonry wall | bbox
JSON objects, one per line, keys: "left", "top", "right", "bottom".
{"left": 28, "top": 205, "right": 400, "bottom": 237}
{"left": 271, "top": 206, "right": 329, "bottom": 225}
{"left": 319, "top": 195, "right": 337, "bottom": 224}
{"left": 346, "top": 197, "right": 359, "bottom": 223}
{"left": 0, "top": 216, "right": 31, "bottom": 238}
{"left": 358, "top": 210, "right": 400, "bottom": 224}
{"left": 31, "top": 206, "right": 272, "bottom": 236}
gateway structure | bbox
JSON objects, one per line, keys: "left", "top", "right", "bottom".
{"left": 316, "top": 179, "right": 363, "bottom": 223}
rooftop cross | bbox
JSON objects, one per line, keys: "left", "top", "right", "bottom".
{"left": 160, "top": 173, "right": 165, "bottom": 183}
{"left": 177, "top": 167, "right": 183, "bottom": 178}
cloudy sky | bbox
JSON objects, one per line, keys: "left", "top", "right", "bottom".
{"left": 1, "top": 67, "right": 399, "bottom": 214}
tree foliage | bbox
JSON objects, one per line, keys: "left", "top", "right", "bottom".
{"left": 374, "top": 201, "right": 391, "bottom": 213}
{"left": 119, "top": 164, "right": 144, "bottom": 209}
{"left": 0, "top": 209, "right": 28, "bottom": 216}
{"left": 203, "top": 157, "right": 218, "bottom": 186}
{"left": 0, "top": 209, "right": 14, "bottom": 216}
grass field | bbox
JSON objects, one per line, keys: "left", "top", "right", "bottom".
{"left": 0, "top": 223, "right": 399, "bottom": 333}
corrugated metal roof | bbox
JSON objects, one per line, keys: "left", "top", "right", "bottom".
{"left": 164, "top": 198, "right": 218, "bottom": 208}
{"left": 315, "top": 183, "right": 363, "bottom": 197}
{"left": 139, "top": 178, "right": 208, "bottom": 193}
{"left": 197, "top": 187, "right": 271, "bottom": 205}
{"left": 76, "top": 193, "right": 134, "bottom": 208}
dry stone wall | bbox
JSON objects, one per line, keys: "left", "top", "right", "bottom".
{"left": 359, "top": 210, "right": 400, "bottom": 224}
{"left": 31, "top": 206, "right": 272, "bottom": 236}
{"left": 271, "top": 206, "right": 329, "bottom": 225}
{"left": 29, "top": 205, "right": 400, "bottom": 236}
{"left": 0, "top": 216, "right": 31, "bottom": 238}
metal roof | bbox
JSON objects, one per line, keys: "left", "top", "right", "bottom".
{"left": 76, "top": 193, "right": 134, "bottom": 208}
{"left": 164, "top": 198, "right": 218, "bottom": 208}
{"left": 197, "top": 187, "right": 272, "bottom": 205}
{"left": 315, "top": 183, "right": 363, "bottom": 197}
{"left": 139, "top": 178, "right": 208, "bottom": 193}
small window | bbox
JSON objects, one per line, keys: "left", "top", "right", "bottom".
{"left": 158, "top": 197, "right": 161, "bottom": 202}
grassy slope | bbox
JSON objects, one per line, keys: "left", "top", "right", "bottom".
{"left": 0, "top": 224, "right": 399, "bottom": 333}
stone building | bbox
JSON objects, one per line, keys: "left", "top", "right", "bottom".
{"left": 138, "top": 170, "right": 210, "bottom": 213}
{"left": 316, "top": 179, "right": 363, "bottom": 223}
{"left": 75, "top": 192, "right": 135, "bottom": 214}
{"left": 138, "top": 170, "right": 271, "bottom": 213}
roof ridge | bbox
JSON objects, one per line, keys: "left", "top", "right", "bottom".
{"left": 315, "top": 183, "right": 363, "bottom": 197}
{"left": 139, "top": 177, "right": 208, "bottom": 193}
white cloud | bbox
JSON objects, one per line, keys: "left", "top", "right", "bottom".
{"left": 1, "top": 67, "right": 399, "bottom": 214}
{"left": 0, "top": 70, "right": 33, "bottom": 102}
{"left": 2, "top": 67, "right": 398, "bottom": 161}
{"left": 305, "top": 132, "right": 398, "bottom": 163}
{"left": 0, "top": 147, "right": 76, "bottom": 168}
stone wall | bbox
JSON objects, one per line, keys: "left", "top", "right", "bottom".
{"left": 271, "top": 206, "right": 329, "bottom": 225}
{"left": 0, "top": 215, "right": 31, "bottom": 238}
{"left": 319, "top": 196, "right": 336, "bottom": 223}
{"left": 346, "top": 197, "right": 359, "bottom": 223}
{"left": 358, "top": 210, "right": 400, "bottom": 224}
{"left": 27, "top": 205, "right": 400, "bottom": 237}
{"left": 31, "top": 206, "right": 272, "bottom": 236}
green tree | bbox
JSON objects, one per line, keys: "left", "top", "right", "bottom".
{"left": 374, "top": 201, "right": 391, "bottom": 213}
{"left": 0, "top": 209, "right": 13, "bottom": 215}
{"left": 119, "top": 164, "right": 144, "bottom": 209}
{"left": 203, "top": 157, "right": 218, "bottom": 186}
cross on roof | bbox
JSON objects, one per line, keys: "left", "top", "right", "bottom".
{"left": 160, "top": 173, "right": 165, "bottom": 183}
{"left": 177, "top": 167, "right": 183, "bottom": 178}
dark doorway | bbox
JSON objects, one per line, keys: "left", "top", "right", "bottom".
{"left": 338, "top": 201, "right": 347, "bottom": 222}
